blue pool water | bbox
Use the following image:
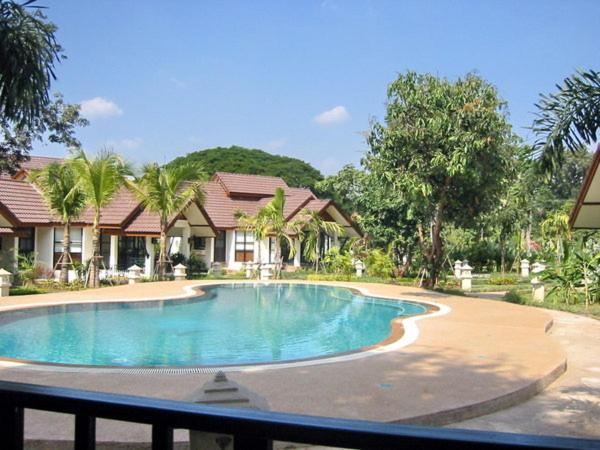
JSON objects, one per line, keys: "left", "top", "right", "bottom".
{"left": 0, "top": 284, "right": 427, "bottom": 367}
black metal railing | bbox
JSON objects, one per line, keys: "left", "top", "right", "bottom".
{"left": 0, "top": 380, "right": 597, "bottom": 450}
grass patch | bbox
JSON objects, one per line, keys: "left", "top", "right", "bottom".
{"left": 9, "top": 287, "right": 46, "bottom": 296}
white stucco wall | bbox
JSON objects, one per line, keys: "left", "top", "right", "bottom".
{"left": 35, "top": 227, "right": 54, "bottom": 270}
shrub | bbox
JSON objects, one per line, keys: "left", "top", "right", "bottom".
{"left": 306, "top": 273, "right": 353, "bottom": 282}
{"left": 504, "top": 290, "right": 526, "bottom": 304}
{"left": 365, "top": 249, "right": 395, "bottom": 278}
{"left": 323, "top": 247, "right": 353, "bottom": 275}
{"left": 9, "top": 287, "right": 44, "bottom": 296}
{"left": 489, "top": 275, "right": 519, "bottom": 285}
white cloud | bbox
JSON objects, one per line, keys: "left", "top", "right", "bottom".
{"left": 106, "top": 137, "right": 143, "bottom": 150}
{"left": 266, "top": 138, "right": 287, "bottom": 151}
{"left": 80, "top": 97, "right": 123, "bottom": 119}
{"left": 314, "top": 106, "right": 350, "bottom": 125}
{"left": 169, "top": 77, "right": 187, "bottom": 88}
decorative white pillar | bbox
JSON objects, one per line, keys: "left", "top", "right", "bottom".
{"left": 181, "top": 226, "right": 191, "bottom": 258}
{"left": 454, "top": 260, "right": 463, "bottom": 278}
{"left": 109, "top": 235, "right": 119, "bottom": 270}
{"left": 13, "top": 237, "right": 19, "bottom": 272}
{"left": 145, "top": 237, "right": 155, "bottom": 277}
{"left": 293, "top": 239, "right": 301, "bottom": 267}
{"left": 461, "top": 262, "right": 473, "bottom": 291}
{"left": 0, "top": 269, "right": 11, "bottom": 297}
{"left": 520, "top": 259, "right": 530, "bottom": 278}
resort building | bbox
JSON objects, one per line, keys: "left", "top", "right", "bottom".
{"left": 0, "top": 157, "right": 360, "bottom": 277}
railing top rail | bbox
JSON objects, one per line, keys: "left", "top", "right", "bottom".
{"left": 0, "top": 380, "right": 597, "bottom": 450}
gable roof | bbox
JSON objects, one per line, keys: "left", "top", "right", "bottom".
{"left": 12, "top": 156, "right": 63, "bottom": 181}
{"left": 570, "top": 145, "right": 600, "bottom": 229}
{"left": 0, "top": 166, "right": 360, "bottom": 236}
{"left": 214, "top": 172, "right": 288, "bottom": 197}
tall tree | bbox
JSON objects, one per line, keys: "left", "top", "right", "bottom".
{"left": 28, "top": 162, "right": 86, "bottom": 283}
{"left": 300, "top": 210, "right": 345, "bottom": 272}
{"left": 128, "top": 163, "right": 206, "bottom": 279}
{"left": 366, "top": 71, "right": 514, "bottom": 286}
{"left": 532, "top": 69, "right": 600, "bottom": 175}
{"left": 0, "top": 0, "right": 65, "bottom": 173}
{"left": 69, "top": 149, "right": 130, "bottom": 288}
{"left": 0, "top": 92, "right": 88, "bottom": 174}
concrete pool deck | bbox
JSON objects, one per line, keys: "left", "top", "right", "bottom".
{"left": 0, "top": 280, "right": 571, "bottom": 445}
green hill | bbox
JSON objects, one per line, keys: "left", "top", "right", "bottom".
{"left": 168, "top": 146, "right": 324, "bottom": 189}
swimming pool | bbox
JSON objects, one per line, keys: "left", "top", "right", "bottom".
{"left": 0, "top": 283, "right": 428, "bottom": 367}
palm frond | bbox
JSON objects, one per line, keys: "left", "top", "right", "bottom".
{"left": 532, "top": 69, "right": 600, "bottom": 175}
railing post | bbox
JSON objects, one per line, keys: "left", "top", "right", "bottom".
{"left": 152, "top": 424, "right": 173, "bottom": 450}
{"left": 75, "top": 414, "right": 96, "bottom": 450}
{"left": 0, "top": 405, "right": 24, "bottom": 450}
{"left": 234, "top": 435, "right": 272, "bottom": 450}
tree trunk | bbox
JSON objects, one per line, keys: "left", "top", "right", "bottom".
{"left": 60, "top": 221, "right": 71, "bottom": 284}
{"left": 274, "top": 238, "right": 282, "bottom": 279}
{"left": 314, "top": 234, "right": 320, "bottom": 273}
{"left": 500, "top": 239, "right": 506, "bottom": 275}
{"left": 159, "top": 223, "right": 168, "bottom": 280}
{"left": 419, "top": 204, "right": 444, "bottom": 288}
{"left": 88, "top": 213, "right": 101, "bottom": 288}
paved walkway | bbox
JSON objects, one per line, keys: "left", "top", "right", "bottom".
{"left": 0, "top": 280, "right": 568, "bottom": 446}
{"left": 450, "top": 308, "right": 600, "bottom": 438}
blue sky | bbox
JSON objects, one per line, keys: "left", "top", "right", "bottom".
{"left": 38, "top": 0, "right": 599, "bottom": 174}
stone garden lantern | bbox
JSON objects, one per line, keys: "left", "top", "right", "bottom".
{"left": 0, "top": 268, "right": 11, "bottom": 297}
{"left": 531, "top": 262, "right": 546, "bottom": 302}
{"left": 520, "top": 259, "right": 530, "bottom": 278}
{"left": 454, "top": 260, "right": 463, "bottom": 279}
{"left": 460, "top": 262, "right": 473, "bottom": 291}
{"left": 127, "top": 264, "right": 143, "bottom": 284}
{"left": 354, "top": 260, "right": 365, "bottom": 277}
{"left": 188, "top": 371, "right": 271, "bottom": 450}
{"left": 173, "top": 263, "right": 188, "bottom": 281}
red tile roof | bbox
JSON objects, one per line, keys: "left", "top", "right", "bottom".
{"left": 0, "top": 178, "right": 56, "bottom": 225}
{"left": 0, "top": 168, "right": 358, "bottom": 235}
{"left": 214, "top": 172, "right": 288, "bottom": 197}
{"left": 19, "top": 156, "right": 63, "bottom": 172}
{"left": 0, "top": 227, "right": 14, "bottom": 235}
{"left": 80, "top": 187, "right": 140, "bottom": 227}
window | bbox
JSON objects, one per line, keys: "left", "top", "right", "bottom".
{"left": 18, "top": 228, "right": 35, "bottom": 255}
{"left": 53, "top": 227, "right": 83, "bottom": 265}
{"left": 191, "top": 236, "right": 206, "bottom": 250}
{"left": 235, "top": 231, "right": 254, "bottom": 262}
{"left": 214, "top": 232, "right": 226, "bottom": 262}
{"left": 100, "top": 233, "right": 112, "bottom": 266}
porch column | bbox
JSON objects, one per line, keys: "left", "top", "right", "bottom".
{"left": 145, "top": 237, "right": 155, "bottom": 277}
{"left": 181, "top": 226, "right": 191, "bottom": 258}
{"left": 109, "top": 235, "right": 119, "bottom": 270}
{"left": 293, "top": 238, "right": 301, "bottom": 267}
{"left": 13, "top": 237, "right": 18, "bottom": 271}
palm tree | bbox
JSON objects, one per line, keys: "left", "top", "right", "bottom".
{"left": 28, "top": 162, "right": 86, "bottom": 284}
{"left": 128, "top": 162, "right": 206, "bottom": 280}
{"left": 235, "top": 209, "right": 269, "bottom": 271}
{"left": 69, "top": 148, "right": 130, "bottom": 288}
{"left": 300, "top": 209, "right": 345, "bottom": 272}
{"left": 237, "top": 188, "right": 302, "bottom": 278}
{"left": 532, "top": 69, "right": 600, "bottom": 175}
{"left": 541, "top": 210, "right": 572, "bottom": 265}
{"left": 260, "top": 188, "right": 304, "bottom": 277}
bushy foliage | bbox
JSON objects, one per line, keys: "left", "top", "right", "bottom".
{"left": 322, "top": 247, "right": 353, "bottom": 275}
{"left": 366, "top": 248, "right": 395, "bottom": 278}
{"left": 168, "top": 146, "right": 323, "bottom": 189}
